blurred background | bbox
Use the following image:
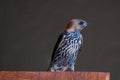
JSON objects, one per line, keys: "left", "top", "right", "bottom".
{"left": 0, "top": 0, "right": 120, "bottom": 80}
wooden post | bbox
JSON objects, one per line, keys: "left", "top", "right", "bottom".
{"left": 0, "top": 71, "right": 110, "bottom": 80}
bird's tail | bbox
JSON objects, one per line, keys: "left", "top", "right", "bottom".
{"left": 46, "top": 62, "right": 52, "bottom": 71}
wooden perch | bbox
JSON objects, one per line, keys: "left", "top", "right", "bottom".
{"left": 0, "top": 71, "right": 110, "bottom": 80}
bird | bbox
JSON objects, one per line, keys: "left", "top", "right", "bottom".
{"left": 48, "top": 19, "right": 88, "bottom": 72}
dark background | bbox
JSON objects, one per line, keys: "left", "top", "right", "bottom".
{"left": 0, "top": 0, "right": 120, "bottom": 80}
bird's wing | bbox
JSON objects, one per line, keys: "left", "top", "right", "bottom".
{"left": 47, "top": 33, "right": 64, "bottom": 70}
{"left": 50, "top": 32, "right": 81, "bottom": 62}
{"left": 50, "top": 33, "right": 64, "bottom": 62}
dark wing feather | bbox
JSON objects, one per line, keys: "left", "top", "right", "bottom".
{"left": 50, "top": 33, "right": 64, "bottom": 62}
{"left": 47, "top": 33, "right": 64, "bottom": 70}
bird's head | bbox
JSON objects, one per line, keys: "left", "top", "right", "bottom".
{"left": 66, "top": 19, "right": 88, "bottom": 32}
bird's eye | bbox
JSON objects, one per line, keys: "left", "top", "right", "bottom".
{"left": 79, "top": 21, "right": 84, "bottom": 25}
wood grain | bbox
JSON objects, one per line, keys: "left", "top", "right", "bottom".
{"left": 0, "top": 71, "right": 110, "bottom": 80}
